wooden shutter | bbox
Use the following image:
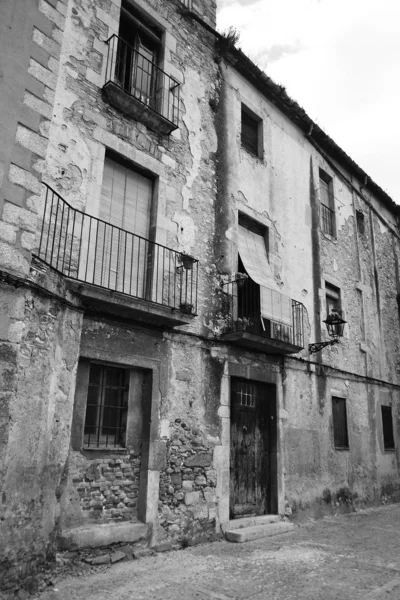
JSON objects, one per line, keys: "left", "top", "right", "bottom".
{"left": 93, "top": 156, "right": 152, "bottom": 296}
{"left": 241, "top": 109, "right": 259, "bottom": 155}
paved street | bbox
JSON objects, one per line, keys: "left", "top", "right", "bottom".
{"left": 38, "top": 503, "right": 400, "bottom": 600}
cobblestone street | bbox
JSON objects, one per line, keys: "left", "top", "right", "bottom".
{"left": 36, "top": 503, "right": 400, "bottom": 600}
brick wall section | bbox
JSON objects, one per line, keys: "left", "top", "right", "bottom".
{"left": 0, "top": 0, "right": 67, "bottom": 276}
{"left": 159, "top": 420, "right": 218, "bottom": 542}
{"left": 70, "top": 453, "right": 141, "bottom": 523}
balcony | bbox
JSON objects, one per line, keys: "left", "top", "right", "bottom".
{"left": 221, "top": 278, "right": 305, "bottom": 354}
{"left": 35, "top": 185, "right": 198, "bottom": 326}
{"left": 102, "top": 35, "right": 180, "bottom": 135}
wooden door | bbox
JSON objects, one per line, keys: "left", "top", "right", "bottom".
{"left": 230, "top": 379, "right": 277, "bottom": 518}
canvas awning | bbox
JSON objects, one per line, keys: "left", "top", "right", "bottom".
{"left": 238, "top": 225, "right": 292, "bottom": 325}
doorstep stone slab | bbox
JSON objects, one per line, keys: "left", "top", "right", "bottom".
{"left": 60, "top": 522, "right": 149, "bottom": 550}
{"left": 225, "top": 521, "right": 295, "bottom": 543}
{"left": 221, "top": 515, "right": 280, "bottom": 533}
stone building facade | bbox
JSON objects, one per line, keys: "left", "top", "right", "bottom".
{"left": 0, "top": 0, "right": 399, "bottom": 593}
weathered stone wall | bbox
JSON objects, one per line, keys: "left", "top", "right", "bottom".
{"left": 159, "top": 419, "right": 218, "bottom": 543}
{"left": 0, "top": 273, "right": 82, "bottom": 593}
{"left": 217, "top": 57, "right": 400, "bottom": 521}
{"left": 67, "top": 452, "right": 141, "bottom": 524}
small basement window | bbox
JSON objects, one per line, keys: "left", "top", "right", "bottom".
{"left": 381, "top": 406, "right": 395, "bottom": 450}
{"left": 332, "top": 396, "right": 349, "bottom": 449}
{"left": 241, "top": 105, "right": 262, "bottom": 158}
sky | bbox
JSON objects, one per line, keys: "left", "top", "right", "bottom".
{"left": 216, "top": 0, "right": 400, "bottom": 203}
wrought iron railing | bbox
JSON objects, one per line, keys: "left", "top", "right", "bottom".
{"left": 36, "top": 185, "right": 198, "bottom": 314}
{"left": 321, "top": 203, "right": 335, "bottom": 237}
{"left": 222, "top": 278, "right": 305, "bottom": 349}
{"left": 104, "top": 35, "right": 180, "bottom": 127}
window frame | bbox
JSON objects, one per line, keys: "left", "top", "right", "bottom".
{"left": 332, "top": 396, "right": 349, "bottom": 450}
{"left": 325, "top": 282, "right": 342, "bottom": 319}
{"left": 83, "top": 363, "right": 130, "bottom": 449}
{"left": 241, "top": 104, "right": 263, "bottom": 159}
{"left": 319, "top": 168, "right": 336, "bottom": 238}
{"left": 381, "top": 405, "right": 395, "bottom": 451}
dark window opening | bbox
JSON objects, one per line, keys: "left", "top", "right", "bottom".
{"left": 241, "top": 106, "right": 261, "bottom": 157}
{"left": 356, "top": 210, "right": 365, "bottom": 235}
{"left": 319, "top": 169, "right": 335, "bottom": 237}
{"left": 332, "top": 397, "right": 349, "bottom": 449}
{"left": 116, "top": 1, "right": 162, "bottom": 105}
{"left": 84, "top": 364, "right": 129, "bottom": 448}
{"left": 381, "top": 406, "right": 395, "bottom": 450}
{"left": 239, "top": 212, "right": 269, "bottom": 251}
{"left": 325, "top": 282, "right": 341, "bottom": 318}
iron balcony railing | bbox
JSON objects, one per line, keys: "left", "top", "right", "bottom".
{"left": 222, "top": 277, "right": 305, "bottom": 349}
{"left": 36, "top": 185, "right": 198, "bottom": 314}
{"left": 104, "top": 34, "right": 180, "bottom": 127}
{"left": 321, "top": 203, "right": 335, "bottom": 237}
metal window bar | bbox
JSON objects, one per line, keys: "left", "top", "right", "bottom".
{"left": 105, "top": 34, "right": 180, "bottom": 127}
{"left": 222, "top": 278, "right": 305, "bottom": 349}
{"left": 321, "top": 203, "right": 335, "bottom": 236}
{"left": 84, "top": 365, "right": 127, "bottom": 448}
{"left": 36, "top": 184, "right": 198, "bottom": 314}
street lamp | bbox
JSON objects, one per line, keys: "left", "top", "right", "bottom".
{"left": 309, "top": 311, "right": 347, "bottom": 354}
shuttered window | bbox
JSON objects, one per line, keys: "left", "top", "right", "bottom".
{"left": 381, "top": 406, "right": 395, "bottom": 450}
{"left": 93, "top": 155, "right": 153, "bottom": 296}
{"left": 332, "top": 397, "right": 349, "bottom": 449}
{"left": 241, "top": 107, "right": 260, "bottom": 157}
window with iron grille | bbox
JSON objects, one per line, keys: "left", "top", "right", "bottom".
{"left": 241, "top": 105, "right": 262, "bottom": 158}
{"left": 332, "top": 397, "right": 349, "bottom": 449}
{"left": 84, "top": 364, "right": 129, "bottom": 448}
{"left": 319, "top": 169, "right": 335, "bottom": 237}
{"left": 381, "top": 406, "right": 395, "bottom": 450}
{"left": 117, "top": 1, "right": 162, "bottom": 105}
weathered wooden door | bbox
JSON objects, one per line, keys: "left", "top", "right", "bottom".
{"left": 230, "top": 379, "right": 277, "bottom": 518}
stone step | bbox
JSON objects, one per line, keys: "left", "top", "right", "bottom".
{"left": 225, "top": 521, "right": 295, "bottom": 543}
{"left": 59, "top": 521, "right": 148, "bottom": 550}
{"left": 222, "top": 514, "right": 280, "bottom": 533}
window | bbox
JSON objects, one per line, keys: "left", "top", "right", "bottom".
{"left": 319, "top": 169, "right": 335, "bottom": 237}
{"left": 381, "top": 406, "right": 395, "bottom": 450}
{"left": 325, "top": 282, "right": 341, "bottom": 318}
{"left": 94, "top": 152, "right": 153, "bottom": 295}
{"left": 241, "top": 105, "right": 262, "bottom": 158}
{"left": 84, "top": 364, "right": 129, "bottom": 448}
{"left": 356, "top": 210, "right": 365, "bottom": 235}
{"left": 332, "top": 397, "right": 349, "bottom": 449}
{"left": 117, "top": 1, "right": 162, "bottom": 106}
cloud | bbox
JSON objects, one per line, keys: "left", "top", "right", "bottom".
{"left": 216, "top": 0, "right": 400, "bottom": 202}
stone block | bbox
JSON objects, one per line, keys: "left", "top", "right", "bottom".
{"left": 8, "top": 164, "right": 41, "bottom": 194}
{"left": 39, "top": 0, "right": 65, "bottom": 30}
{"left": 151, "top": 542, "right": 172, "bottom": 553}
{"left": 184, "top": 491, "right": 200, "bottom": 505}
{"left": 2, "top": 203, "right": 37, "bottom": 232}
{"left": 0, "top": 222, "right": 17, "bottom": 245}
{"left": 110, "top": 551, "right": 126, "bottom": 563}
{"left": 29, "top": 59, "right": 57, "bottom": 90}
{"left": 182, "top": 480, "right": 193, "bottom": 492}
{"left": 185, "top": 453, "right": 212, "bottom": 468}
{"left": 33, "top": 27, "right": 61, "bottom": 59}
{"left": 90, "top": 554, "right": 110, "bottom": 565}
{"left": 16, "top": 126, "right": 47, "bottom": 158}
{"left": 59, "top": 522, "right": 149, "bottom": 550}
{"left": 0, "top": 242, "right": 30, "bottom": 274}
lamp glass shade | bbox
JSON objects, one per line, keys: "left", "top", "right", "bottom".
{"left": 324, "top": 312, "right": 346, "bottom": 338}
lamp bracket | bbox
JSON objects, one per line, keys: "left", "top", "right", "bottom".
{"left": 308, "top": 338, "right": 340, "bottom": 354}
